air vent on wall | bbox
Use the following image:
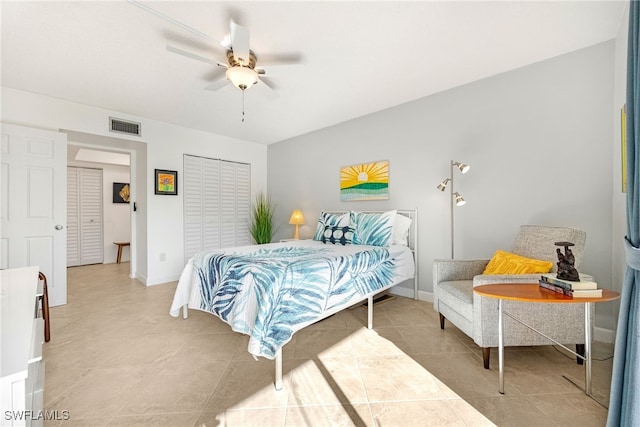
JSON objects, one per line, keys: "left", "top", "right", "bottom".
{"left": 109, "top": 117, "right": 141, "bottom": 136}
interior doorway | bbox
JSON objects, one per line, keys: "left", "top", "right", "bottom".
{"left": 63, "top": 130, "right": 145, "bottom": 281}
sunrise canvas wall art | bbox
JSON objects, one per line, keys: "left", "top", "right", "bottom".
{"left": 340, "top": 161, "right": 389, "bottom": 201}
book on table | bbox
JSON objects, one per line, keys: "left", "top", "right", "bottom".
{"left": 570, "top": 288, "right": 603, "bottom": 298}
{"left": 539, "top": 280, "right": 603, "bottom": 298}
{"left": 540, "top": 273, "right": 598, "bottom": 290}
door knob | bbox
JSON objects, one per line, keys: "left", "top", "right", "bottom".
{"left": 55, "top": 225, "right": 63, "bottom": 230}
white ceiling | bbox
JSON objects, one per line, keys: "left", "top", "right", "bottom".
{"left": 1, "top": 1, "right": 626, "bottom": 145}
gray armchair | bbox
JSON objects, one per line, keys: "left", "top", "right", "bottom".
{"left": 433, "top": 225, "right": 591, "bottom": 368}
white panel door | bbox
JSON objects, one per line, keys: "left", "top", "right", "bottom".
{"left": 0, "top": 123, "right": 67, "bottom": 306}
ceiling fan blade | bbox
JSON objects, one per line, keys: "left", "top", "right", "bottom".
{"left": 166, "top": 45, "right": 227, "bottom": 67}
{"left": 255, "top": 77, "right": 279, "bottom": 100}
{"left": 164, "top": 29, "right": 224, "bottom": 55}
{"left": 129, "top": 0, "right": 221, "bottom": 45}
{"left": 205, "top": 78, "right": 230, "bottom": 91}
{"left": 203, "top": 67, "right": 227, "bottom": 82}
{"left": 257, "top": 63, "right": 304, "bottom": 75}
{"left": 229, "top": 19, "right": 250, "bottom": 65}
{"left": 256, "top": 53, "right": 303, "bottom": 66}
{"left": 220, "top": 34, "right": 232, "bottom": 50}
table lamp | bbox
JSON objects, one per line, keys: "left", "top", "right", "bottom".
{"left": 288, "top": 209, "right": 305, "bottom": 239}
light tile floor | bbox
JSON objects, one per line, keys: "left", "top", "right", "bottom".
{"left": 43, "top": 262, "right": 612, "bottom": 426}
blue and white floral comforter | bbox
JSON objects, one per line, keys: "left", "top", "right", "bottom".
{"left": 169, "top": 240, "right": 414, "bottom": 359}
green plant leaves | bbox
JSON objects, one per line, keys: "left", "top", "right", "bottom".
{"left": 250, "top": 191, "right": 275, "bottom": 244}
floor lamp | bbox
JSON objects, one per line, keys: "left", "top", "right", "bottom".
{"left": 437, "top": 160, "right": 470, "bottom": 259}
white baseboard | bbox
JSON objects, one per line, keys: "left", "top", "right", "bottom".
{"left": 134, "top": 272, "right": 147, "bottom": 285}
{"left": 594, "top": 326, "right": 615, "bottom": 344}
{"left": 389, "top": 286, "right": 434, "bottom": 303}
{"left": 134, "top": 272, "right": 177, "bottom": 286}
{"left": 145, "top": 274, "right": 180, "bottom": 286}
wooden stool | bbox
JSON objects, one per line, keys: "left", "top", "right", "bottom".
{"left": 114, "top": 242, "right": 130, "bottom": 264}
{"left": 38, "top": 272, "right": 50, "bottom": 343}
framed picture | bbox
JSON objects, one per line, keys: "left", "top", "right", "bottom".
{"left": 340, "top": 160, "right": 389, "bottom": 201}
{"left": 113, "top": 182, "right": 130, "bottom": 203}
{"left": 155, "top": 169, "right": 178, "bottom": 195}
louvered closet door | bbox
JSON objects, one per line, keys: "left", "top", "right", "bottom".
{"left": 220, "top": 161, "right": 251, "bottom": 248}
{"left": 234, "top": 163, "right": 251, "bottom": 246}
{"left": 67, "top": 167, "right": 80, "bottom": 266}
{"left": 184, "top": 155, "right": 204, "bottom": 264}
{"left": 219, "top": 161, "right": 235, "bottom": 248}
{"left": 66, "top": 167, "right": 103, "bottom": 266}
{"left": 79, "top": 168, "right": 103, "bottom": 264}
{"left": 184, "top": 155, "right": 251, "bottom": 261}
{"left": 203, "top": 158, "right": 221, "bottom": 250}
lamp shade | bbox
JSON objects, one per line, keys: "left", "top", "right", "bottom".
{"left": 454, "top": 161, "right": 470, "bottom": 174}
{"left": 437, "top": 178, "right": 450, "bottom": 191}
{"left": 226, "top": 66, "right": 258, "bottom": 90}
{"left": 289, "top": 209, "right": 305, "bottom": 225}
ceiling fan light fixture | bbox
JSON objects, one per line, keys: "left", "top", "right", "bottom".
{"left": 226, "top": 66, "right": 258, "bottom": 90}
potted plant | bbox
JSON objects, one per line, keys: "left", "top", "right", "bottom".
{"left": 250, "top": 191, "right": 275, "bottom": 244}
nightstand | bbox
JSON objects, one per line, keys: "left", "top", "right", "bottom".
{"left": 280, "top": 238, "right": 309, "bottom": 242}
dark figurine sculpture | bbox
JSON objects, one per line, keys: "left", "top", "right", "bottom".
{"left": 555, "top": 241, "right": 580, "bottom": 282}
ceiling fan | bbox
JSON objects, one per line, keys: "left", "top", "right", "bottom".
{"left": 129, "top": 0, "right": 302, "bottom": 98}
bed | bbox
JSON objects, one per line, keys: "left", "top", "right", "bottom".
{"left": 169, "top": 209, "right": 417, "bottom": 390}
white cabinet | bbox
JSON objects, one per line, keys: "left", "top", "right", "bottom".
{"left": 1, "top": 266, "right": 44, "bottom": 427}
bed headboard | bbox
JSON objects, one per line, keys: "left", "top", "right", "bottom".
{"left": 323, "top": 209, "right": 418, "bottom": 299}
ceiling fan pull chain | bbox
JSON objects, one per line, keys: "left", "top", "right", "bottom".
{"left": 242, "top": 89, "right": 245, "bottom": 123}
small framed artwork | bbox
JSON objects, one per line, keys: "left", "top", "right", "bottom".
{"left": 340, "top": 160, "right": 389, "bottom": 201}
{"left": 155, "top": 169, "right": 178, "bottom": 195}
{"left": 113, "top": 182, "right": 130, "bottom": 203}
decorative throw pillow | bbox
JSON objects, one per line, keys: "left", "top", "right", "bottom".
{"left": 350, "top": 210, "right": 397, "bottom": 247}
{"left": 321, "top": 225, "right": 354, "bottom": 245}
{"left": 313, "top": 212, "right": 349, "bottom": 241}
{"left": 392, "top": 214, "right": 412, "bottom": 246}
{"left": 483, "top": 250, "right": 554, "bottom": 275}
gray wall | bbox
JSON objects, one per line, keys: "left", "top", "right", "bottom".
{"left": 268, "top": 42, "right": 614, "bottom": 329}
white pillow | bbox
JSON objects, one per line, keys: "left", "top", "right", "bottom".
{"left": 393, "top": 214, "right": 412, "bottom": 246}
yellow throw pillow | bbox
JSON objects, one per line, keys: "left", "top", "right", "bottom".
{"left": 483, "top": 250, "right": 553, "bottom": 275}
